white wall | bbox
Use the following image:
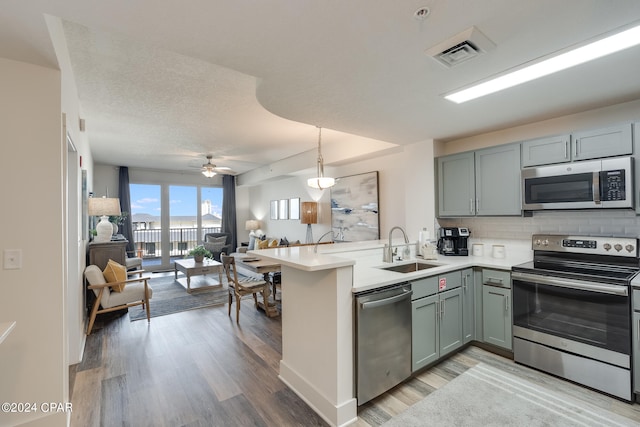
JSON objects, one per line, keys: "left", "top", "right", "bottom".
{"left": 0, "top": 57, "right": 68, "bottom": 427}
{"left": 240, "top": 139, "right": 437, "bottom": 244}
{"left": 48, "top": 14, "right": 95, "bottom": 367}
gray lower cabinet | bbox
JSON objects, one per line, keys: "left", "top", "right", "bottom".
{"left": 462, "top": 268, "right": 474, "bottom": 343}
{"left": 412, "top": 293, "right": 439, "bottom": 369}
{"left": 482, "top": 284, "right": 512, "bottom": 350}
{"left": 634, "top": 311, "right": 640, "bottom": 394}
{"left": 633, "top": 289, "right": 640, "bottom": 394}
{"left": 439, "top": 287, "right": 463, "bottom": 357}
{"left": 412, "top": 272, "right": 463, "bottom": 372}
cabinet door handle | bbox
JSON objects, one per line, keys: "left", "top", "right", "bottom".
{"left": 564, "top": 140, "right": 568, "bottom": 159}
{"left": 462, "top": 275, "right": 467, "bottom": 292}
{"left": 637, "top": 319, "right": 640, "bottom": 342}
{"left": 442, "top": 299, "right": 446, "bottom": 319}
{"left": 476, "top": 198, "right": 480, "bottom": 213}
{"left": 469, "top": 198, "right": 474, "bottom": 214}
{"left": 505, "top": 296, "right": 509, "bottom": 313}
{"left": 575, "top": 139, "right": 580, "bottom": 157}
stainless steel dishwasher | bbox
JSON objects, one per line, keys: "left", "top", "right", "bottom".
{"left": 355, "top": 283, "right": 412, "bottom": 405}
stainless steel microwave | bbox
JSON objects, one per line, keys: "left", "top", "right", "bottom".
{"left": 522, "top": 156, "right": 633, "bottom": 210}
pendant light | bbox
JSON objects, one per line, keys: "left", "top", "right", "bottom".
{"left": 307, "top": 126, "right": 335, "bottom": 190}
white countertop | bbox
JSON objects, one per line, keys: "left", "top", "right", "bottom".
{"left": 253, "top": 239, "right": 534, "bottom": 293}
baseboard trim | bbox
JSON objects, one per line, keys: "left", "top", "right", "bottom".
{"left": 279, "top": 360, "right": 357, "bottom": 427}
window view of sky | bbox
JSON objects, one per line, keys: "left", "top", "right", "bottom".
{"left": 129, "top": 184, "right": 223, "bottom": 217}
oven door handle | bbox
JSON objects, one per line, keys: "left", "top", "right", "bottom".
{"left": 512, "top": 272, "right": 628, "bottom": 296}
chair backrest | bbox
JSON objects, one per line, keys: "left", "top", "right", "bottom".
{"left": 204, "top": 232, "right": 230, "bottom": 245}
{"left": 220, "top": 255, "right": 238, "bottom": 286}
{"left": 84, "top": 264, "right": 112, "bottom": 302}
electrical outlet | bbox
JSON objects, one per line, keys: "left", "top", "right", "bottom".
{"left": 3, "top": 249, "right": 22, "bottom": 270}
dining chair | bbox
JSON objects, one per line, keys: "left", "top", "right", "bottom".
{"left": 221, "top": 255, "right": 268, "bottom": 322}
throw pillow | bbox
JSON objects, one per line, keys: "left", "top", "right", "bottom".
{"left": 102, "top": 259, "right": 127, "bottom": 292}
{"left": 279, "top": 237, "right": 289, "bottom": 246}
{"left": 204, "top": 236, "right": 227, "bottom": 253}
{"left": 206, "top": 235, "right": 227, "bottom": 245}
{"left": 269, "top": 239, "right": 279, "bottom": 248}
{"left": 257, "top": 239, "right": 270, "bottom": 250}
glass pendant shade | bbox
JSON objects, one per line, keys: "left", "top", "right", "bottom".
{"left": 307, "top": 126, "right": 335, "bottom": 190}
{"left": 307, "top": 176, "right": 335, "bottom": 189}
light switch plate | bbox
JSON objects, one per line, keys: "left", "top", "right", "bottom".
{"left": 4, "top": 249, "right": 22, "bottom": 270}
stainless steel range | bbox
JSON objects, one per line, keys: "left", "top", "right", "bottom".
{"left": 512, "top": 234, "right": 639, "bottom": 401}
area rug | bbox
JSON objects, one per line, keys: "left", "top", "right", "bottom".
{"left": 383, "top": 363, "right": 637, "bottom": 427}
{"left": 129, "top": 275, "right": 230, "bottom": 321}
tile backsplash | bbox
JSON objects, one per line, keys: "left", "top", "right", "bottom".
{"left": 438, "top": 210, "right": 640, "bottom": 241}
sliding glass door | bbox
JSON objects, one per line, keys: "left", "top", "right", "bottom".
{"left": 130, "top": 183, "right": 222, "bottom": 271}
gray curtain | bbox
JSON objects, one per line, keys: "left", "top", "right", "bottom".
{"left": 221, "top": 174, "right": 237, "bottom": 252}
{"left": 118, "top": 167, "right": 135, "bottom": 255}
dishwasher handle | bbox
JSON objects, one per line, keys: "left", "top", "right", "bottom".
{"left": 360, "top": 289, "right": 413, "bottom": 310}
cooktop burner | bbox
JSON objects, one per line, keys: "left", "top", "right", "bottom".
{"left": 513, "top": 234, "right": 640, "bottom": 285}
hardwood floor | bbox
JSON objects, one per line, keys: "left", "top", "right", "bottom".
{"left": 70, "top": 291, "right": 640, "bottom": 426}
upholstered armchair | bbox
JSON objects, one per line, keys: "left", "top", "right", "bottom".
{"left": 84, "top": 264, "right": 153, "bottom": 335}
{"left": 203, "top": 232, "right": 232, "bottom": 261}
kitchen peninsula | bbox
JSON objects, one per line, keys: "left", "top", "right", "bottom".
{"left": 253, "top": 240, "right": 533, "bottom": 427}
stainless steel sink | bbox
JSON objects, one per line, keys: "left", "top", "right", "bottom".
{"left": 379, "top": 262, "right": 440, "bottom": 273}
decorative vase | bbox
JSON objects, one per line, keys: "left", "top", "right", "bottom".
{"left": 194, "top": 254, "right": 204, "bottom": 263}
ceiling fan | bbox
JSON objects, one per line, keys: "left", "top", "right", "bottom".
{"left": 200, "top": 155, "right": 236, "bottom": 177}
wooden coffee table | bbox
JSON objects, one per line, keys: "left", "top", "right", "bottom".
{"left": 174, "top": 258, "right": 223, "bottom": 293}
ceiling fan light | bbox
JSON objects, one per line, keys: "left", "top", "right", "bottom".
{"left": 307, "top": 176, "right": 335, "bottom": 190}
{"left": 202, "top": 168, "right": 216, "bottom": 178}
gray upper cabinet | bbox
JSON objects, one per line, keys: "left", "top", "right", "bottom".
{"left": 572, "top": 123, "right": 632, "bottom": 161}
{"left": 522, "top": 124, "right": 633, "bottom": 167}
{"left": 437, "top": 152, "right": 475, "bottom": 216}
{"left": 475, "top": 144, "right": 522, "bottom": 216}
{"left": 437, "top": 144, "right": 521, "bottom": 217}
{"left": 521, "top": 134, "right": 571, "bottom": 167}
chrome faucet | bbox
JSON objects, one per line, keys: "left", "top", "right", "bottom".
{"left": 314, "top": 230, "right": 334, "bottom": 253}
{"left": 386, "top": 226, "right": 410, "bottom": 262}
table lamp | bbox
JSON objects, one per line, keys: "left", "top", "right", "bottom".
{"left": 245, "top": 219, "right": 262, "bottom": 250}
{"left": 301, "top": 202, "right": 318, "bottom": 244}
{"left": 88, "top": 197, "right": 121, "bottom": 243}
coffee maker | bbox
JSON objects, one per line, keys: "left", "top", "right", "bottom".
{"left": 437, "top": 227, "right": 470, "bottom": 256}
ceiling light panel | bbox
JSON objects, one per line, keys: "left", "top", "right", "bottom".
{"left": 445, "top": 23, "right": 640, "bottom": 103}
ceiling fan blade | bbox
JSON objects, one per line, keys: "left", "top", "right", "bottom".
{"left": 212, "top": 167, "right": 236, "bottom": 175}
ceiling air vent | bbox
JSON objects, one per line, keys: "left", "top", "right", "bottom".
{"left": 426, "top": 26, "right": 495, "bottom": 68}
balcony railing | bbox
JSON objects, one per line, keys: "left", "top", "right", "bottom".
{"left": 131, "top": 227, "right": 222, "bottom": 258}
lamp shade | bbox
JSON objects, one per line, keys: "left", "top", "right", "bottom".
{"left": 88, "top": 197, "right": 121, "bottom": 216}
{"left": 88, "top": 197, "right": 121, "bottom": 243}
{"left": 245, "top": 219, "right": 260, "bottom": 231}
{"left": 300, "top": 202, "right": 318, "bottom": 224}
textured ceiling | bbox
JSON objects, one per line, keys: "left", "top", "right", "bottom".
{"left": 2, "top": 1, "right": 640, "bottom": 176}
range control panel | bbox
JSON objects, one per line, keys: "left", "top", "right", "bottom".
{"left": 532, "top": 234, "right": 638, "bottom": 257}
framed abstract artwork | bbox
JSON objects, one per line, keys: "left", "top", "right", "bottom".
{"left": 330, "top": 171, "right": 379, "bottom": 242}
